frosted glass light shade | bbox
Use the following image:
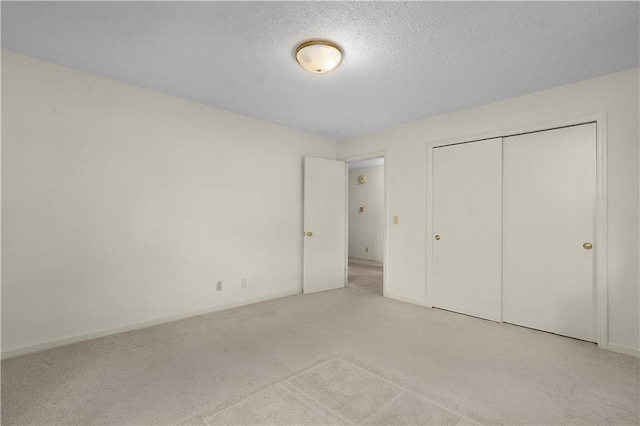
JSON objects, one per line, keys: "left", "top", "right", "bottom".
{"left": 295, "top": 40, "right": 343, "bottom": 74}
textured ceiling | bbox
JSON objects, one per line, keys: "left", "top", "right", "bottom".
{"left": 2, "top": 2, "right": 639, "bottom": 140}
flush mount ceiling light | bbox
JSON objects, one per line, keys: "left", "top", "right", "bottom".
{"left": 295, "top": 40, "right": 343, "bottom": 74}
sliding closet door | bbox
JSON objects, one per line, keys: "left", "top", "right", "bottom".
{"left": 503, "top": 123, "right": 596, "bottom": 342}
{"left": 432, "top": 138, "right": 502, "bottom": 321}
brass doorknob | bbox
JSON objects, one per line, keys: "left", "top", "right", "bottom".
{"left": 306, "top": 231, "right": 313, "bottom": 237}
{"left": 434, "top": 235, "right": 440, "bottom": 240}
{"left": 583, "top": 242, "right": 593, "bottom": 250}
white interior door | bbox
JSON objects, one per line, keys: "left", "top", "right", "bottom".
{"left": 432, "top": 138, "right": 503, "bottom": 321}
{"left": 303, "top": 157, "right": 347, "bottom": 294}
{"left": 503, "top": 123, "right": 596, "bottom": 342}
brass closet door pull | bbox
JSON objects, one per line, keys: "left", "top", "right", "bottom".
{"left": 434, "top": 235, "right": 441, "bottom": 240}
{"left": 583, "top": 242, "right": 593, "bottom": 250}
{"left": 306, "top": 231, "right": 313, "bottom": 237}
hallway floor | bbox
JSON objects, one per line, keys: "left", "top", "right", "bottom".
{"left": 347, "top": 258, "right": 383, "bottom": 295}
{"left": 2, "top": 288, "right": 638, "bottom": 425}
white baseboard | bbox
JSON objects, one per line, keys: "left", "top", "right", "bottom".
{"left": 384, "top": 296, "right": 639, "bottom": 358}
{"left": 1, "top": 289, "right": 301, "bottom": 360}
{"left": 607, "top": 343, "right": 640, "bottom": 358}
{"left": 5, "top": 289, "right": 635, "bottom": 360}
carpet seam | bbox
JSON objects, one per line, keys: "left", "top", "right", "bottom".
{"left": 286, "top": 374, "right": 354, "bottom": 425}
{"left": 339, "top": 358, "right": 481, "bottom": 425}
{"left": 196, "top": 357, "right": 340, "bottom": 424}
{"left": 357, "top": 389, "right": 407, "bottom": 424}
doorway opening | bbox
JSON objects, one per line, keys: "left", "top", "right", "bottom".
{"left": 347, "top": 157, "right": 384, "bottom": 295}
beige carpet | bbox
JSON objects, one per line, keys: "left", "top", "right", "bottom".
{"left": 202, "top": 358, "right": 472, "bottom": 425}
{"left": 2, "top": 288, "right": 639, "bottom": 425}
{"left": 348, "top": 257, "right": 383, "bottom": 294}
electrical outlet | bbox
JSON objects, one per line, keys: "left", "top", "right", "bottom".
{"left": 241, "top": 278, "right": 247, "bottom": 288}
{"left": 216, "top": 281, "right": 222, "bottom": 291}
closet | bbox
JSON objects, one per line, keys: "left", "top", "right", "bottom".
{"left": 432, "top": 138, "right": 502, "bottom": 321}
{"left": 431, "top": 123, "right": 597, "bottom": 342}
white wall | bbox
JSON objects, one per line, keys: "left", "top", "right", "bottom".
{"left": 348, "top": 166, "right": 384, "bottom": 262}
{"left": 1, "top": 51, "right": 336, "bottom": 357}
{"left": 337, "top": 68, "right": 640, "bottom": 356}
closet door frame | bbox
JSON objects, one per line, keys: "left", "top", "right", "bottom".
{"left": 425, "top": 113, "right": 608, "bottom": 350}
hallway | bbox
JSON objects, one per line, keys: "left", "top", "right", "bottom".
{"left": 348, "top": 258, "right": 383, "bottom": 295}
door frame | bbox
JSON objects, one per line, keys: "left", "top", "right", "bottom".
{"left": 426, "top": 113, "right": 608, "bottom": 349}
{"left": 340, "top": 151, "right": 387, "bottom": 296}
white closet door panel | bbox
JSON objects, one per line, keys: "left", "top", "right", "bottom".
{"left": 503, "top": 123, "right": 596, "bottom": 342}
{"left": 432, "top": 138, "right": 502, "bottom": 321}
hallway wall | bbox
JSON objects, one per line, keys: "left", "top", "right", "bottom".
{"left": 348, "top": 165, "right": 384, "bottom": 262}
